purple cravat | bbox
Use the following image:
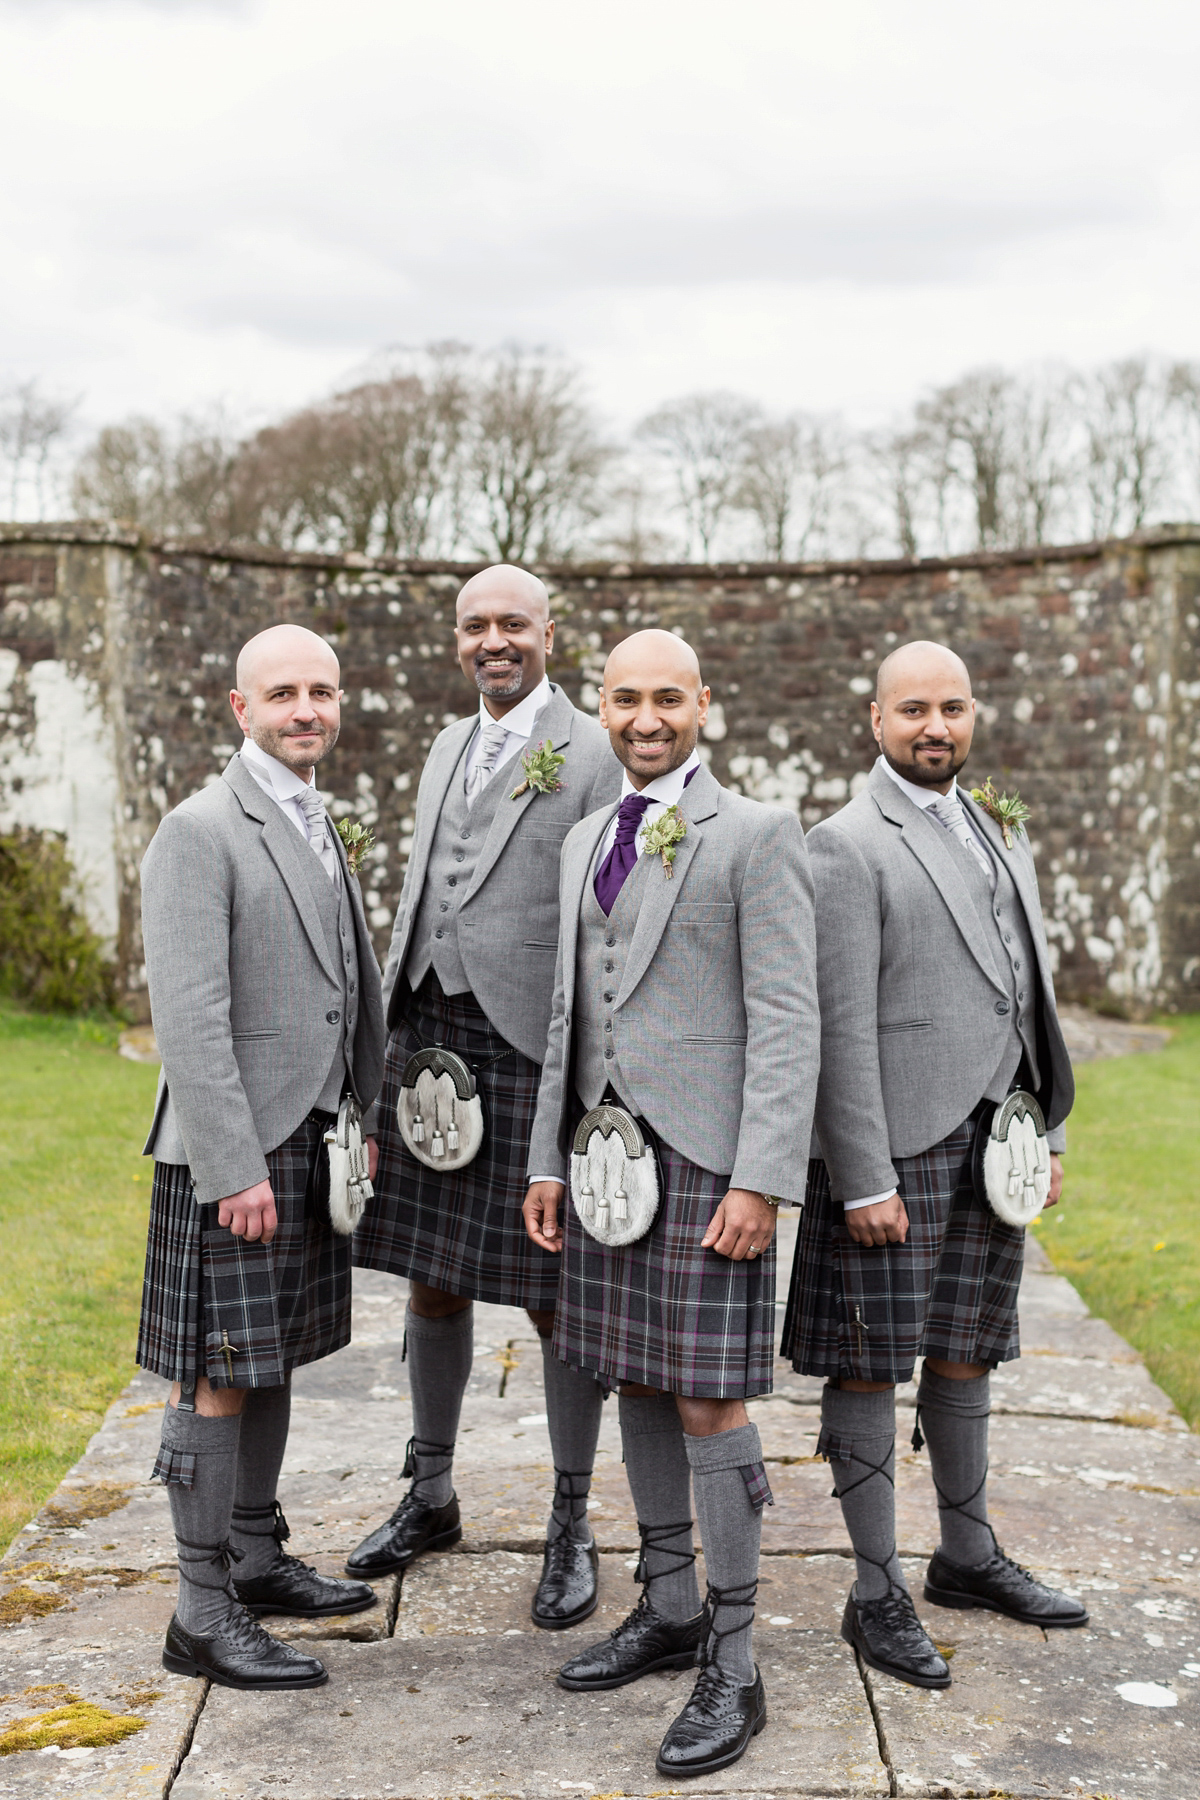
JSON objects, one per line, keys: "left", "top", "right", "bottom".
{"left": 594, "top": 793, "right": 652, "bottom": 916}
{"left": 593, "top": 767, "right": 698, "bottom": 917}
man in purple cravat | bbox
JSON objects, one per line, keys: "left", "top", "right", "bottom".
{"left": 521, "top": 630, "right": 820, "bottom": 1781}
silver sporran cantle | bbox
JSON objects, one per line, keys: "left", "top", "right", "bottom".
{"left": 325, "top": 1096, "right": 374, "bottom": 1234}
{"left": 972, "top": 1089, "right": 1052, "bottom": 1228}
{"left": 570, "top": 1102, "right": 660, "bottom": 1247}
{"left": 397, "top": 1046, "right": 485, "bottom": 1172}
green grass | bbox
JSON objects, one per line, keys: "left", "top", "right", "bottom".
{"left": 0, "top": 1004, "right": 159, "bottom": 1556}
{"left": 1030, "top": 1011, "right": 1200, "bottom": 1429}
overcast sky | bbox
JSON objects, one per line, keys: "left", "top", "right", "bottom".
{"left": 3, "top": 0, "right": 1199, "bottom": 435}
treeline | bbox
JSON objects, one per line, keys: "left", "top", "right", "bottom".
{"left": 6, "top": 347, "right": 1200, "bottom": 562}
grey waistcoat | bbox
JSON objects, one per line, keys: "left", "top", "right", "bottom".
{"left": 406, "top": 737, "right": 521, "bottom": 997}
{"left": 294, "top": 835, "right": 361, "bottom": 1113}
{"left": 572, "top": 852, "right": 654, "bottom": 1111}
{"left": 950, "top": 832, "right": 1042, "bottom": 1099}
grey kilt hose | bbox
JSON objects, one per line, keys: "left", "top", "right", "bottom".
{"left": 137, "top": 1111, "right": 351, "bottom": 1393}
{"left": 352, "top": 971, "right": 560, "bottom": 1309}
{"left": 553, "top": 1124, "right": 776, "bottom": 1399}
{"left": 780, "top": 1114, "right": 1025, "bottom": 1384}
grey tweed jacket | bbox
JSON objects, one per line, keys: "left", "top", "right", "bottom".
{"left": 140, "top": 755, "right": 386, "bottom": 1206}
{"left": 526, "top": 764, "right": 820, "bottom": 1200}
{"left": 381, "top": 683, "right": 622, "bottom": 1063}
{"left": 808, "top": 761, "right": 1074, "bottom": 1204}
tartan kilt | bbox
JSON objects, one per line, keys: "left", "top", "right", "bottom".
{"left": 352, "top": 973, "right": 560, "bottom": 1310}
{"left": 779, "top": 1114, "right": 1025, "bottom": 1385}
{"left": 136, "top": 1112, "right": 351, "bottom": 1389}
{"left": 553, "top": 1132, "right": 775, "bottom": 1399}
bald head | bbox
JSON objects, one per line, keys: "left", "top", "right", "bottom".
{"left": 230, "top": 623, "right": 342, "bottom": 775}
{"left": 875, "top": 640, "right": 971, "bottom": 708}
{"left": 870, "top": 639, "right": 975, "bottom": 792}
{"left": 600, "top": 629, "right": 709, "bottom": 790}
{"left": 454, "top": 564, "right": 554, "bottom": 715}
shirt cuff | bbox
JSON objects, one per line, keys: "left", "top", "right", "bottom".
{"left": 528, "top": 1174, "right": 566, "bottom": 1187}
{"left": 843, "top": 1188, "right": 897, "bottom": 1212}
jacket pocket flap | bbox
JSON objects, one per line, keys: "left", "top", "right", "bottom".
{"left": 877, "top": 1020, "right": 932, "bottom": 1033}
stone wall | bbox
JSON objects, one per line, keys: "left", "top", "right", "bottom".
{"left": 1, "top": 522, "right": 1197, "bottom": 1019}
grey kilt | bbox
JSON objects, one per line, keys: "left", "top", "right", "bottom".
{"left": 780, "top": 1115, "right": 1025, "bottom": 1384}
{"left": 553, "top": 1126, "right": 775, "bottom": 1399}
{"left": 352, "top": 972, "right": 560, "bottom": 1309}
{"left": 137, "top": 1112, "right": 350, "bottom": 1390}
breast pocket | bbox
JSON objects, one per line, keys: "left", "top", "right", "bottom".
{"left": 671, "top": 903, "right": 736, "bottom": 925}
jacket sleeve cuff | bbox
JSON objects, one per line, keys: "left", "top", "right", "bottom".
{"left": 1047, "top": 1125, "right": 1066, "bottom": 1154}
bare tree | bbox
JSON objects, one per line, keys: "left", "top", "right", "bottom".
{"left": 917, "top": 367, "right": 1015, "bottom": 550}
{"left": 865, "top": 425, "right": 932, "bottom": 558}
{"left": 71, "top": 417, "right": 174, "bottom": 529}
{"left": 737, "top": 413, "right": 848, "bottom": 559}
{"left": 596, "top": 470, "right": 675, "bottom": 562}
{"left": 1082, "top": 358, "right": 1176, "bottom": 537}
{"left": 467, "top": 348, "right": 611, "bottom": 562}
{"left": 1, "top": 380, "right": 78, "bottom": 518}
{"left": 635, "top": 391, "right": 762, "bottom": 560}
{"left": 1007, "top": 371, "right": 1076, "bottom": 546}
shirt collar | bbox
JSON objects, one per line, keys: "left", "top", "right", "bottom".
{"left": 239, "top": 732, "right": 316, "bottom": 801}
{"left": 478, "top": 675, "right": 551, "bottom": 741}
{"left": 620, "top": 746, "right": 702, "bottom": 807}
{"left": 877, "top": 754, "right": 961, "bottom": 813}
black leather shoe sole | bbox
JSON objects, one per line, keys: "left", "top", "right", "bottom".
{"left": 557, "top": 1646, "right": 698, "bottom": 1691}
{"left": 344, "top": 1521, "right": 462, "bottom": 1578}
{"left": 162, "top": 1646, "right": 329, "bottom": 1690}
{"left": 237, "top": 1588, "right": 378, "bottom": 1619}
{"left": 842, "top": 1611, "right": 951, "bottom": 1690}
{"left": 923, "top": 1577, "right": 1088, "bottom": 1628}
{"left": 653, "top": 1698, "right": 766, "bottom": 1777}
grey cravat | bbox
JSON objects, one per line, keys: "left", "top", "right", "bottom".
{"left": 927, "top": 792, "right": 995, "bottom": 889}
{"left": 296, "top": 784, "right": 340, "bottom": 885}
{"left": 465, "top": 719, "right": 509, "bottom": 804}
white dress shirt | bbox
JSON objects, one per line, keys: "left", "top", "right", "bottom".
{"left": 843, "top": 757, "right": 990, "bottom": 1212}
{"left": 464, "top": 675, "right": 552, "bottom": 791}
{"left": 595, "top": 746, "right": 703, "bottom": 866}
{"left": 239, "top": 734, "right": 321, "bottom": 836}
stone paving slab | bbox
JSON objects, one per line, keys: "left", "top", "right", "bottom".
{"left": 866, "top": 1560, "right": 1200, "bottom": 1799}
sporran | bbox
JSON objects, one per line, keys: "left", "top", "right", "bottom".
{"left": 972, "top": 1089, "right": 1052, "bottom": 1228}
{"left": 325, "top": 1096, "right": 374, "bottom": 1234}
{"left": 397, "top": 1045, "right": 486, "bottom": 1172}
{"left": 570, "top": 1102, "right": 661, "bottom": 1247}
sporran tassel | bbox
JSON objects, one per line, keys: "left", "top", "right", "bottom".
{"left": 613, "top": 1185, "right": 628, "bottom": 1222}
{"left": 412, "top": 1110, "right": 425, "bottom": 1144}
{"left": 446, "top": 1101, "right": 459, "bottom": 1153}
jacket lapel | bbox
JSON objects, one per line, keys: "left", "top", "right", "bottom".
{"left": 868, "top": 763, "right": 1005, "bottom": 992}
{"left": 616, "top": 764, "right": 719, "bottom": 1008}
{"left": 405, "top": 717, "right": 476, "bottom": 904}
{"left": 462, "top": 685, "right": 576, "bottom": 903}
{"left": 560, "top": 800, "right": 617, "bottom": 1024}
{"left": 223, "top": 755, "right": 340, "bottom": 983}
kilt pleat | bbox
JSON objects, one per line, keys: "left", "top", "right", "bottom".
{"left": 137, "top": 1113, "right": 351, "bottom": 1388}
{"left": 352, "top": 974, "right": 560, "bottom": 1309}
{"left": 553, "top": 1139, "right": 775, "bottom": 1399}
{"left": 780, "top": 1116, "right": 1025, "bottom": 1384}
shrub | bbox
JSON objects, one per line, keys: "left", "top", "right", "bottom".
{"left": 0, "top": 829, "right": 117, "bottom": 1014}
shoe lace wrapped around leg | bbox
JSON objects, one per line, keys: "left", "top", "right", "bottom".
{"left": 395, "top": 1435, "right": 455, "bottom": 1510}
{"left": 691, "top": 1577, "right": 757, "bottom": 1698}
{"left": 609, "top": 1518, "right": 696, "bottom": 1640}
{"left": 550, "top": 1466, "right": 592, "bottom": 1539}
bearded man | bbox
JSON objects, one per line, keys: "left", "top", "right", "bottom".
{"left": 523, "top": 630, "right": 818, "bottom": 1779}
{"left": 347, "top": 565, "right": 622, "bottom": 1631}
{"left": 139, "top": 623, "right": 385, "bottom": 1691}
{"left": 781, "top": 639, "right": 1086, "bottom": 1694}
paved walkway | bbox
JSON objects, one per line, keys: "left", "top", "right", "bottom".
{"left": 2, "top": 1211, "right": 1197, "bottom": 1800}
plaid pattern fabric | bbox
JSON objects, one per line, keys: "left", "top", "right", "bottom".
{"left": 137, "top": 1113, "right": 352, "bottom": 1388}
{"left": 740, "top": 1462, "right": 775, "bottom": 1510}
{"left": 553, "top": 1134, "right": 775, "bottom": 1398}
{"left": 780, "top": 1115, "right": 1025, "bottom": 1384}
{"left": 352, "top": 973, "right": 561, "bottom": 1309}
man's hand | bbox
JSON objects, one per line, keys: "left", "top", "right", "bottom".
{"left": 218, "top": 1178, "right": 277, "bottom": 1245}
{"left": 845, "top": 1192, "right": 909, "bottom": 1247}
{"left": 523, "top": 1181, "right": 566, "bottom": 1253}
{"left": 702, "top": 1188, "right": 778, "bottom": 1261}
{"left": 366, "top": 1135, "right": 379, "bottom": 1183}
{"left": 1044, "top": 1153, "right": 1063, "bottom": 1209}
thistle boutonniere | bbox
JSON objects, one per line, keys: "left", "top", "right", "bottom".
{"left": 511, "top": 738, "right": 565, "bottom": 799}
{"left": 970, "top": 778, "right": 1031, "bottom": 849}
{"left": 639, "top": 802, "right": 687, "bottom": 877}
{"left": 336, "top": 817, "right": 375, "bottom": 876}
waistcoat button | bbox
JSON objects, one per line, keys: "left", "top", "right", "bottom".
{"left": 604, "top": 1048, "right": 614, "bottom": 1060}
{"left": 994, "top": 999, "right": 1010, "bottom": 1015}
{"left": 454, "top": 852, "right": 465, "bottom": 863}
{"left": 435, "top": 929, "right": 444, "bottom": 939}
{"left": 326, "top": 1010, "right": 340, "bottom": 1023}
{"left": 448, "top": 876, "right": 457, "bottom": 886}
{"left": 461, "top": 828, "right": 471, "bottom": 839}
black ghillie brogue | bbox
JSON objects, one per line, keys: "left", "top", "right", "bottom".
{"left": 841, "top": 1582, "right": 951, "bottom": 1690}
{"left": 532, "top": 1534, "right": 599, "bottom": 1630}
{"left": 163, "top": 1610, "right": 328, "bottom": 1691}
{"left": 557, "top": 1519, "right": 702, "bottom": 1689}
{"left": 345, "top": 1437, "right": 462, "bottom": 1576}
{"left": 232, "top": 1501, "right": 376, "bottom": 1617}
{"left": 924, "top": 1548, "right": 1088, "bottom": 1627}
{"left": 655, "top": 1582, "right": 766, "bottom": 1778}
